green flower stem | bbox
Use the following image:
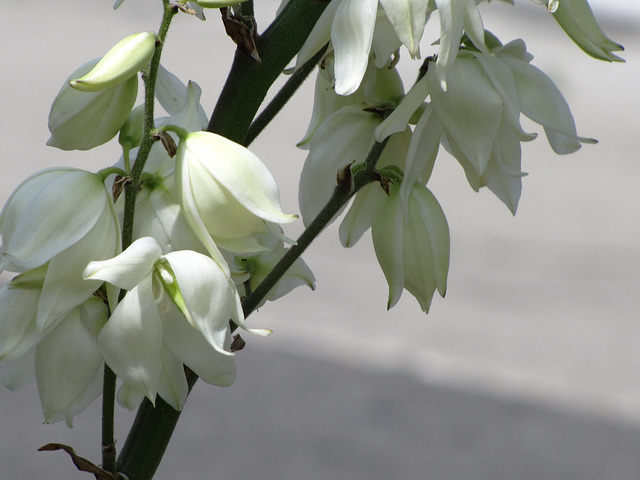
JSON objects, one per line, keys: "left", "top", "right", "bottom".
{"left": 121, "top": 1, "right": 177, "bottom": 248}
{"left": 243, "top": 43, "right": 328, "bottom": 147}
{"left": 101, "top": 365, "right": 117, "bottom": 475}
{"left": 207, "top": 0, "right": 330, "bottom": 142}
{"left": 106, "top": 2, "right": 177, "bottom": 477}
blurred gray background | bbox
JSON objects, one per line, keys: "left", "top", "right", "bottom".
{"left": 1, "top": 1, "right": 639, "bottom": 479}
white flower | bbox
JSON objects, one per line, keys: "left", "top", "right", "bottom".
{"left": 69, "top": 32, "right": 156, "bottom": 92}
{"left": 371, "top": 182, "right": 449, "bottom": 312}
{"left": 47, "top": 59, "right": 138, "bottom": 151}
{"left": 176, "top": 132, "right": 297, "bottom": 267}
{"left": 84, "top": 237, "right": 268, "bottom": 409}
{"left": 0, "top": 168, "right": 121, "bottom": 330}
{"left": 0, "top": 289, "right": 107, "bottom": 427}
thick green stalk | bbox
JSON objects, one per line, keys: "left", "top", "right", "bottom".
{"left": 207, "top": 0, "right": 330, "bottom": 141}
{"left": 115, "top": 1, "right": 330, "bottom": 479}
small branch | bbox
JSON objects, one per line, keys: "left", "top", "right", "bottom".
{"left": 243, "top": 44, "right": 328, "bottom": 147}
{"left": 242, "top": 138, "right": 390, "bottom": 318}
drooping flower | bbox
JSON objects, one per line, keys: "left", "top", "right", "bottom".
{"left": 84, "top": 237, "right": 268, "bottom": 409}
{"left": 0, "top": 168, "right": 121, "bottom": 330}
{"left": 0, "top": 286, "right": 107, "bottom": 427}
{"left": 176, "top": 131, "right": 297, "bottom": 268}
{"left": 371, "top": 181, "right": 450, "bottom": 312}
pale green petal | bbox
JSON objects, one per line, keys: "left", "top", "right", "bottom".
{"left": 294, "top": 0, "right": 341, "bottom": 71}
{"left": 160, "top": 301, "right": 236, "bottom": 387}
{"left": 35, "top": 304, "right": 104, "bottom": 424}
{"left": 375, "top": 73, "right": 429, "bottom": 141}
{"left": 552, "top": 0, "right": 624, "bottom": 62}
{"left": 399, "top": 107, "right": 443, "bottom": 204}
{"left": 164, "top": 250, "right": 237, "bottom": 355}
{"left": 299, "top": 106, "right": 380, "bottom": 225}
{"left": 69, "top": 32, "right": 156, "bottom": 92}
{"left": 409, "top": 185, "right": 450, "bottom": 297}
{"left": 379, "top": 0, "right": 429, "bottom": 57}
{"left": 428, "top": 55, "right": 503, "bottom": 175}
{"left": 0, "top": 285, "right": 41, "bottom": 360}
{"left": 84, "top": 236, "right": 162, "bottom": 291}
{"left": 339, "top": 182, "right": 385, "bottom": 247}
{"left": 98, "top": 279, "right": 163, "bottom": 404}
{"left": 116, "top": 383, "right": 145, "bottom": 411}
{"left": 157, "top": 347, "right": 189, "bottom": 411}
{"left": 1, "top": 169, "right": 108, "bottom": 271}
{"left": 332, "top": 0, "right": 378, "bottom": 95}
{"left": 1, "top": 347, "right": 36, "bottom": 391}
{"left": 38, "top": 203, "right": 120, "bottom": 330}
{"left": 500, "top": 53, "right": 596, "bottom": 153}
{"left": 372, "top": 187, "right": 405, "bottom": 309}
{"left": 156, "top": 64, "right": 188, "bottom": 116}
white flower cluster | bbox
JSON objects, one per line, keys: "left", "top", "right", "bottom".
{"left": 0, "top": 31, "right": 314, "bottom": 424}
{"left": 296, "top": 0, "right": 622, "bottom": 311}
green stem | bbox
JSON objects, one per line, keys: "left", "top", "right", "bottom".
{"left": 243, "top": 43, "right": 328, "bottom": 147}
{"left": 101, "top": 365, "right": 117, "bottom": 474}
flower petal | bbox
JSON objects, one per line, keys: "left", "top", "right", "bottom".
{"left": 98, "top": 278, "right": 163, "bottom": 404}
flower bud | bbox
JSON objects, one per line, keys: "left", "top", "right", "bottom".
{"left": 47, "top": 59, "right": 138, "bottom": 150}
{"left": 69, "top": 32, "right": 157, "bottom": 92}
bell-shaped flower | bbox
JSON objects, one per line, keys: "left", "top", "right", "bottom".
{"left": 47, "top": 59, "right": 138, "bottom": 150}
{"left": 0, "top": 168, "right": 121, "bottom": 330}
{"left": 84, "top": 237, "right": 268, "bottom": 408}
{"left": 1, "top": 288, "right": 107, "bottom": 427}
{"left": 69, "top": 32, "right": 156, "bottom": 92}
{"left": 371, "top": 181, "right": 450, "bottom": 312}
{"left": 176, "top": 132, "right": 297, "bottom": 268}
{"left": 235, "top": 229, "right": 316, "bottom": 308}
{"left": 550, "top": 0, "right": 624, "bottom": 62}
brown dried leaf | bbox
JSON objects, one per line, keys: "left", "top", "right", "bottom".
{"left": 38, "top": 443, "right": 118, "bottom": 480}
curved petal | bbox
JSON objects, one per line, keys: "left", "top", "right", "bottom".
{"left": 299, "top": 106, "right": 380, "bottom": 225}
{"left": 35, "top": 304, "right": 104, "bottom": 424}
{"left": 160, "top": 301, "right": 236, "bottom": 387}
{"left": 379, "top": 0, "right": 429, "bottom": 57}
{"left": 98, "top": 279, "right": 162, "bottom": 404}
{"left": 38, "top": 204, "right": 120, "bottom": 330}
{"left": 157, "top": 347, "right": 189, "bottom": 411}
{"left": 332, "top": 0, "right": 378, "bottom": 95}
{"left": 1, "top": 170, "right": 108, "bottom": 271}
{"left": 84, "top": 236, "right": 162, "bottom": 290}
{"left": 164, "top": 250, "right": 237, "bottom": 355}
{"left": 0, "top": 285, "right": 42, "bottom": 360}
{"left": 1, "top": 347, "right": 36, "bottom": 391}
{"left": 372, "top": 187, "right": 405, "bottom": 309}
